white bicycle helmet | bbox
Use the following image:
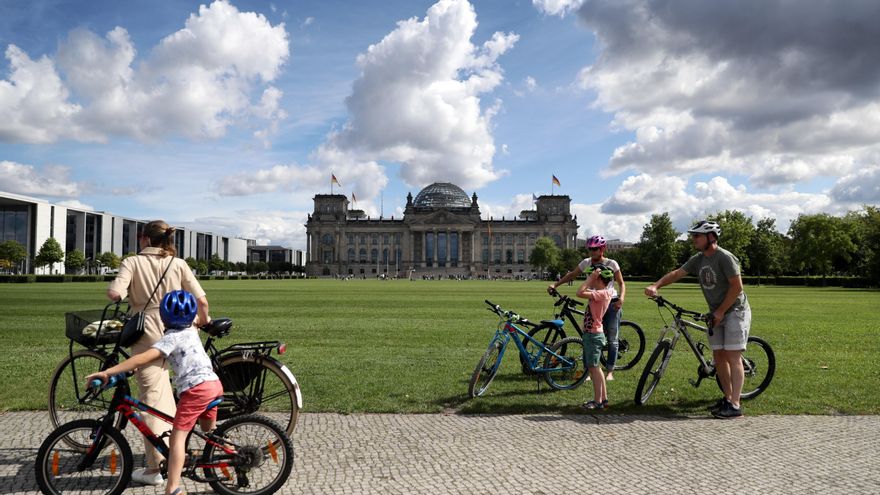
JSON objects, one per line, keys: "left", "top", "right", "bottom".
{"left": 687, "top": 220, "right": 721, "bottom": 238}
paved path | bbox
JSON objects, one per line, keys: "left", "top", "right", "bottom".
{"left": 3, "top": 411, "right": 878, "bottom": 494}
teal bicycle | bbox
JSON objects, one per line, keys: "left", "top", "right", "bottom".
{"left": 468, "top": 300, "right": 588, "bottom": 398}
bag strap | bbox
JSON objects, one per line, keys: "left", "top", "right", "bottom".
{"left": 145, "top": 257, "right": 174, "bottom": 307}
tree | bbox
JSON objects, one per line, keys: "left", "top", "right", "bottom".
{"left": 97, "top": 251, "right": 121, "bottom": 271}
{"left": 749, "top": 218, "right": 784, "bottom": 280}
{"left": 209, "top": 254, "right": 226, "bottom": 274}
{"left": 860, "top": 206, "right": 880, "bottom": 284}
{"left": 0, "top": 240, "right": 27, "bottom": 274}
{"left": 639, "top": 213, "right": 679, "bottom": 278}
{"left": 529, "top": 236, "right": 560, "bottom": 278}
{"left": 788, "top": 213, "right": 857, "bottom": 277}
{"left": 196, "top": 259, "right": 209, "bottom": 275}
{"left": 122, "top": 252, "right": 137, "bottom": 260}
{"left": 708, "top": 210, "right": 755, "bottom": 271}
{"left": 65, "top": 249, "right": 86, "bottom": 273}
{"left": 34, "top": 238, "right": 64, "bottom": 273}
{"left": 555, "top": 248, "right": 583, "bottom": 277}
{"left": 185, "top": 257, "right": 197, "bottom": 270}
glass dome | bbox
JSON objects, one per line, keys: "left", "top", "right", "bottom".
{"left": 413, "top": 183, "right": 471, "bottom": 208}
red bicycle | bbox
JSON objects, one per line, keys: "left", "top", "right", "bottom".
{"left": 35, "top": 372, "right": 294, "bottom": 495}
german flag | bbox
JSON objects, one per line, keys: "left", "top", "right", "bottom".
{"left": 552, "top": 175, "right": 561, "bottom": 187}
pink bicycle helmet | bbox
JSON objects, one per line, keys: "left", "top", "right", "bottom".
{"left": 586, "top": 235, "right": 607, "bottom": 249}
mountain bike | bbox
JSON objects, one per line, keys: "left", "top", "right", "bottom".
{"left": 634, "top": 296, "right": 775, "bottom": 405}
{"left": 35, "top": 372, "right": 293, "bottom": 495}
{"left": 520, "top": 288, "right": 645, "bottom": 374}
{"left": 50, "top": 301, "right": 302, "bottom": 449}
{"left": 468, "top": 300, "right": 588, "bottom": 398}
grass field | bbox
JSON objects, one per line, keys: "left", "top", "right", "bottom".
{"left": 1, "top": 280, "right": 878, "bottom": 415}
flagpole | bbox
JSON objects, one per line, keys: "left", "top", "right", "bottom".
{"left": 331, "top": 173, "right": 334, "bottom": 195}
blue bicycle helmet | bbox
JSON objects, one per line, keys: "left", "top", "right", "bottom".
{"left": 160, "top": 290, "right": 198, "bottom": 330}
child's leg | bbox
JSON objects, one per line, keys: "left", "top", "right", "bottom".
{"left": 589, "top": 366, "right": 606, "bottom": 402}
{"left": 165, "top": 428, "right": 188, "bottom": 495}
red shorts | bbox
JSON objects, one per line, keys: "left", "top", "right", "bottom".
{"left": 173, "top": 380, "right": 224, "bottom": 431}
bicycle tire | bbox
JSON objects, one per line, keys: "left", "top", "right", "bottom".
{"left": 715, "top": 336, "right": 776, "bottom": 400}
{"left": 48, "top": 350, "right": 131, "bottom": 450}
{"left": 35, "top": 419, "right": 133, "bottom": 495}
{"left": 634, "top": 339, "right": 673, "bottom": 405}
{"left": 203, "top": 414, "right": 294, "bottom": 495}
{"left": 521, "top": 323, "right": 566, "bottom": 375}
{"left": 543, "top": 337, "right": 588, "bottom": 390}
{"left": 468, "top": 339, "right": 503, "bottom": 398}
{"left": 215, "top": 353, "right": 301, "bottom": 436}
{"left": 599, "top": 320, "right": 646, "bottom": 371}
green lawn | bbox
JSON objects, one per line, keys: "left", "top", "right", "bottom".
{"left": 1, "top": 280, "right": 878, "bottom": 415}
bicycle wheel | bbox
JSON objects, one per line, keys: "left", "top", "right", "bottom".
{"left": 716, "top": 336, "right": 776, "bottom": 400}
{"left": 216, "top": 354, "right": 301, "bottom": 437}
{"left": 35, "top": 419, "right": 133, "bottom": 495}
{"left": 542, "top": 337, "right": 588, "bottom": 390}
{"left": 600, "top": 320, "right": 645, "bottom": 371}
{"left": 468, "top": 339, "right": 504, "bottom": 398}
{"left": 203, "top": 414, "right": 294, "bottom": 495}
{"left": 521, "top": 323, "right": 566, "bottom": 375}
{"left": 634, "top": 340, "right": 673, "bottom": 405}
{"left": 48, "top": 350, "right": 131, "bottom": 449}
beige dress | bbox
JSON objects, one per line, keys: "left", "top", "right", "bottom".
{"left": 108, "top": 247, "right": 206, "bottom": 469}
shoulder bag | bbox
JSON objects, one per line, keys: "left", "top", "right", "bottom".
{"left": 119, "top": 257, "right": 174, "bottom": 347}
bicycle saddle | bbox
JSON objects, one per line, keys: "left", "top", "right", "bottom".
{"left": 202, "top": 318, "right": 233, "bottom": 337}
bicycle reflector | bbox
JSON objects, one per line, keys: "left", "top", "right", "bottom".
{"left": 278, "top": 343, "right": 287, "bottom": 354}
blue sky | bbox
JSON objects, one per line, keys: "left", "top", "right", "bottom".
{"left": 2, "top": 0, "right": 879, "bottom": 249}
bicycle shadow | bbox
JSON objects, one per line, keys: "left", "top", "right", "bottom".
{"left": 0, "top": 447, "right": 219, "bottom": 495}
{"left": 0, "top": 447, "right": 41, "bottom": 494}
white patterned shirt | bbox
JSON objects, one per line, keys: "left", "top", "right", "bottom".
{"left": 152, "top": 327, "right": 218, "bottom": 394}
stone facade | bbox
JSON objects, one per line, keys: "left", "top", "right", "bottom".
{"left": 305, "top": 182, "right": 578, "bottom": 277}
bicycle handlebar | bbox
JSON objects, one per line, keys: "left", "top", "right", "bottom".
{"left": 484, "top": 299, "right": 530, "bottom": 325}
{"left": 88, "top": 372, "right": 128, "bottom": 392}
{"left": 650, "top": 295, "right": 714, "bottom": 329}
{"left": 547, "top": 288, "right": 583, "bottom": 307}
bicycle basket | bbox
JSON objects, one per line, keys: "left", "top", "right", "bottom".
{"left": 65, "top": 309, "right": 126, "bottom": 347}
{"left": 219, "top": 361, "right": 264, "bottom": 393}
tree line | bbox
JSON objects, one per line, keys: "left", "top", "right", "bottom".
{"left": 0, "top": 239, "right": 304, "bottom": 276}
{"left": 529, "top": 206, "right": 880, "bottom": 284}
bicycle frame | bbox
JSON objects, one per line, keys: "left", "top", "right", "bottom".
{"left": 656, "top": 316, "right": 715, "bottom": 380}
{"left": 490, "top": 317, "right": 578, "bottom": 374}
{"left": 84, "top": 377, "right": 236, "bottom": 480}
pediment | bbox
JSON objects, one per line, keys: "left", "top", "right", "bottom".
{"left": 406, "top": 209, "right": 478, "bottom": 226}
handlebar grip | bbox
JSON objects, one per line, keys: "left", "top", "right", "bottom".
{"left": 89, "top": 379, "right": 104, "bottom": 390}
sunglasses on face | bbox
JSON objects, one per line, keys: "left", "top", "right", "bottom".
{"left": 588, "top": 247, "right": 601, "bottom": 251}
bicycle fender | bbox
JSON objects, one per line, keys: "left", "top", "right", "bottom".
{"left": 261, "top": 355, "right": 303, "bottom": 410}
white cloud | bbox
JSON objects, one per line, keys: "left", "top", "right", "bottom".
{"left": 574, "top": 0, "right": 880, "bottom": 186}
{"left": 0, "top": 161, "right": 85, "bottom": 198}
{"left": 532, "top": 0, "right": 584, "bottom": 17}
{"left": 0, "top": 0, "right": 289, "bottom": 144}
{"left": 321, "top": 0, "right": 517, "bottom": 191}
{"left": 479, "top": 193, "right": 535, "bottom": 220}
{"left": 830, "top": 165, "right": 880, "bottom": 204}
{"left": 578, "top": 173, "right": 839, "bottom": 242}
{"left": 179, "top": 209, "right": 308, "bottom": 249}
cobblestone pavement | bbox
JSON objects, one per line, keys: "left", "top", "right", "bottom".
{"left": 3, "top": 411, "right": 878, "bottom": 494}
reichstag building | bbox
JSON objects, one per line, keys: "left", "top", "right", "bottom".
{"left": 305, "top": 182, "right": 578, "bottom": 277}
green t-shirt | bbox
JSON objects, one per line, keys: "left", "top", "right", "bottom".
{"left": 681, "top": 247, "right": 746, "bottom": 313}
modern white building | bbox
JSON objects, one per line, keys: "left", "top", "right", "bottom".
{"left": 0, "top": 191, "right": 252, "bottom": 274}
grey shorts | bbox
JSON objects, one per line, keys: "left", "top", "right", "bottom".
{"left": 709, "top": 303, "right": 751, "bottom": 351}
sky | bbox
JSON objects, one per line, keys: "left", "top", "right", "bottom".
{"left": 2, "top": 0, "right": 879, "bottom": 250}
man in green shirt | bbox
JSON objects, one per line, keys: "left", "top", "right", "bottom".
{"left": 644, "top": 220, "right": 751, "bottom": 419}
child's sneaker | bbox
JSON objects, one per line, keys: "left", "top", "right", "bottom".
{"left": 132, "top": 468, "right": 164, "bottom": 486}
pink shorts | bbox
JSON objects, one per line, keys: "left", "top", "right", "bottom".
{"left": 173, "top": 380, "right": 224, "bottom": 431}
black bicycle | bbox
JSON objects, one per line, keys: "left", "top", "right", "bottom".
{"left": 634, "top": 296, "right": 775, "bottom": 405}
{"left": 49, "top": 301, "right": 302, "bottom": 450}
{"left": 520, "top": 288, "right": 646, "bottom": 374}
{"left": 36, "top": 372, "right": 293, "bottom": 495}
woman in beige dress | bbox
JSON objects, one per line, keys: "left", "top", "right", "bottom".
{"left": 107, "top": 220, "right": 210, "bottom": 486}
